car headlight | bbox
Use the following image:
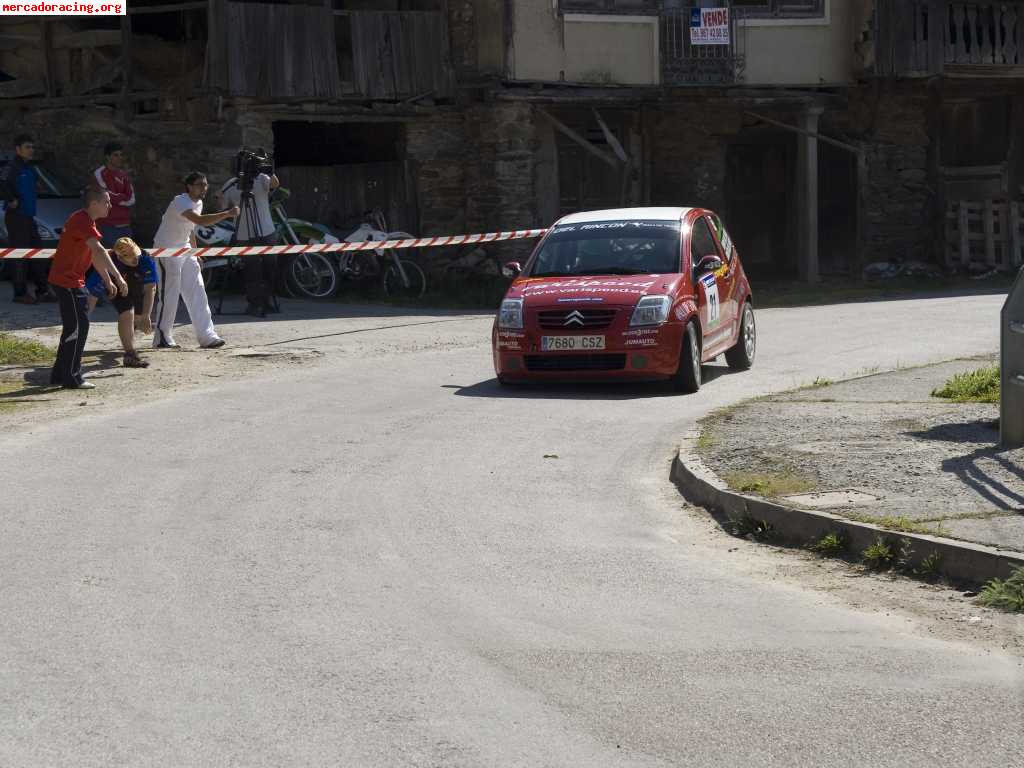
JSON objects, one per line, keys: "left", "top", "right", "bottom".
{"left": 498, "top": 298, "right": 524, "bottom": 329}
{"left": 36, "top": 222, "right": 57, "bottom": 241}
{"left": 629, "top": 295, "right": 672, "bottom": 327}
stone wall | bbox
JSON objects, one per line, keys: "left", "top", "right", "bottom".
{"left": 0, "top": 101, "right": 244, "bottom": 242}
{"left": 826, "top": 82, "right": 935, "bottom": 264}
{"left": 649, "top": 102, "right": 740, "bottom": 212}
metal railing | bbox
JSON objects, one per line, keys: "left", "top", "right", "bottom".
{"left": 1001, "top": 266, "right": 1024, "bottom": 448}
{"left": 660, "top": 5, "right": 745, "bottom": 86}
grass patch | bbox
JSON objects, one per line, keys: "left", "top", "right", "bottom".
{"left": 931, "top": 365, "right": 1000, "bottom": 404}
{"left": 801, "top": 377, "right": 833, "bottom": 390}
{"left": 809, "top": 532, "right": 847, "bottom": 557}
{"left": 861, "top": 537, "right": 896, "bottom": 570}
{"left": 695, "top": 431, "right": 716, "bottom": 452}
{"left": 978, "top": 566, "right": 1024, "bottom": 613}
{"left": 0, "top": 333, "right": 52, "bottom": 366}
{"left": 721, "top": 469, "right": 815, "bottom": 498}
{"left": 726, "top": 513, "right": 774, "bottom": 541}
{"left": 843, "top": 512, "right": 943, "bottom": 536}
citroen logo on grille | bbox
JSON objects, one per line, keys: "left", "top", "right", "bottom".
{"left": 564, "top": 310, "right": 585, "bottom": 326}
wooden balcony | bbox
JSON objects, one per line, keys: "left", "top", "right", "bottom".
{"left": 660, "top": 8, "right": 745, "bottom": 86}
{"left": 875, "top": 1, "right": 1024, "bottom": 77}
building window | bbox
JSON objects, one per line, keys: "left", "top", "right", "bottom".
{"left": 559, "top": 0, "right": 660, "bottom": 14}
{"left": 730, "top": 0, "right": 825, "bottom": 18}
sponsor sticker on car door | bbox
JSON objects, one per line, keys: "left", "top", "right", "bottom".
{"left": 700, "top": 273, "right": 720, "bottom": 327}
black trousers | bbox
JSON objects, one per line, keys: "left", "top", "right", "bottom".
{"left": 241, "top": 233, "right": 279, "bottom": 307}
{"left": 51, "top": 284, "right": 89, "bottom": 387}
{"left": 6, "top": 210, "right": 48, "bottom": 297}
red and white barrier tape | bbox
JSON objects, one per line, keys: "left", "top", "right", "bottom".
{"left": 0, "top": 228, "right": 550, "bottom": 260}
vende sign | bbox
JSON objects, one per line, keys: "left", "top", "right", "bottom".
{"left": 689, "top": 7, "right": 730, "bottom": 46}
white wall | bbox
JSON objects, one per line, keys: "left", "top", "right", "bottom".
{"left": 511, "top": 0, "right": 660, "bottom": 85}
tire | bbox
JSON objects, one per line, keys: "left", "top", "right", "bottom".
{"left": 286, "top": 253, "right": 338, "bottom": 299}
{"left": 725, "top": 301, "right": 756, "bottom": 371}
{"left": 672, "top": 321, "right": 702, "bottom": 393}
{"left": 382, "top": 258, "right": 426, "bottom": 300}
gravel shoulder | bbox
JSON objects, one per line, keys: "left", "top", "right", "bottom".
{"left": 696, "top": 357, "right": 1024, "bottom": 553}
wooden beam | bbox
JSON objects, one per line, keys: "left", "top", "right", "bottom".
{"left": 39, "top": 20, "right": 54, "bottom": 98}
{"left": 745, "top": 110, "right": 863, "bottom": 156}
{"left": 592, "top": 108, "right": 629, "bottom": 164}
{"left": 0, "top": 90, "right": 160, "bottom": 108}
{"left": 120, "top": 15, "right": 133, "bottom": 120}
{"left": 537, "top": 107, "right": 619, "bottom": 169}
{"left": 128, "top": 0, "right": 207, "bottom": 14}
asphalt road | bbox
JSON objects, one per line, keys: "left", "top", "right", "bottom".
{"left": 1, "top": 294, "right": 1021, "bottom": 767}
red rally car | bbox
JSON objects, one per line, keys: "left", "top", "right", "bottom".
{"left": 492, "top": 207, "right": 755, "bottom": 392}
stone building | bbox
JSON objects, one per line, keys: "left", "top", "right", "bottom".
{"left": 1, "top": 1, "right": 1021, "bottom": 279}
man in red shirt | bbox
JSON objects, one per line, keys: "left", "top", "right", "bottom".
{"left": 48, "top": 187, "right": 128, "bottom": 389}
{"left": 93, "top": 141, "right": 135, "bottom": 247}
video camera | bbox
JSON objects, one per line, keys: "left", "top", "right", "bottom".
{"left": 234, "top": 147, "right": 274, "bottom": 194}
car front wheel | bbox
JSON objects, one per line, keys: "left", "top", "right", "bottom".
{"left": 725, "top": 302, "right": 756, "bottom": 370}
{"left": 672, "top": 321, "right": 701, "bottom": 393}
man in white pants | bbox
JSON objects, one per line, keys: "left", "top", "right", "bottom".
{"left": 152, "top": 172, "right": 238, "bottom": 349}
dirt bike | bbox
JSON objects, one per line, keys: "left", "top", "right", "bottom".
{"left": 196, "top": 188, "right": 340, "bottom": 300}
{"left": 335, "top": 208, "right": 427, "bottom": 300}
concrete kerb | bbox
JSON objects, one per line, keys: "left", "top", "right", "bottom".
{"left": 671, "top": 430, "right": 1024, "bottom": 590}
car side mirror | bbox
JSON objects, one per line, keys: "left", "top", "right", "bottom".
{"left": 502, "top": 261, "right": 522, "bottom": 278}
{"left": 695, "top": 254, "right": 723, "bottom": 274}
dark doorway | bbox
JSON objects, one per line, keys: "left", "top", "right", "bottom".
{"left": 818, "top": 141, "right": 858, "bottom": 275}
{"left": 725, "top": 133, "right": 796, "bottom": 278}
{"left": 552, "top": 110, "right": 630, "bottom": 216}
{"left": 271, "top": 121, "right": 413, "bottom": 235}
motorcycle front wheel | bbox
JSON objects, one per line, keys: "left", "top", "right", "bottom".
{"left": 382, "top": 259, "right": 427, "bottom": 300}
{"left": 285, "top": 253, "right": 338, "bottom": 299}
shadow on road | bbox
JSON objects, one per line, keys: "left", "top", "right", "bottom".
{"left": 448, "top": 363, "right": 738, "bottom": 400}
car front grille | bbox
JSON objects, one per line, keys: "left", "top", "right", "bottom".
{"left": 524, "top": 354, "right": 627, "bottom": 372}
{"left": 537, "top": 309, "right": 618, "bottom": 330}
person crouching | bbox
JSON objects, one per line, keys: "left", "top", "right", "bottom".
{"left": 85, "top": 237, "right": 157, "bottom": 369}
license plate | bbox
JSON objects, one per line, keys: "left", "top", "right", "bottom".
{"left": 541, "top": 335, "right": 605, "bottom": 351}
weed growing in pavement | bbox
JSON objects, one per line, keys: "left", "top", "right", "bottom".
{"left": 895, "top": 538, "right": 916, "bottom": 572}
{"left": 721, "top": 470, "right": 815, "bottom": 498}
{"left": 932, "top": 365, "right": 1000, "bottom": 404}
{"left": 0, "top": 333, "right": 52, "bottom": 366}
{"left": 978, "top": 566, "right": 1024, "bottom": 613}
{"left": 861, "top": 537, "right": 896, "bottom": 570}
{"left": 915, "top": 551, "right": 943, "bottom": 580}
{"left": 726, "top": 514, "right": 775, "bottom": 541}
{"left": 809, "top": 532, "right": 847, "bottom": 557}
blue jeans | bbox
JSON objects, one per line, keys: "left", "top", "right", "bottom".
{"left": 99, "top": 224, "right": 132, "bottom": 248}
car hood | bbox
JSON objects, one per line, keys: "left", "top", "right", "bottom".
{"left": 509, "top": 274, "right": 681, "bottom": 308}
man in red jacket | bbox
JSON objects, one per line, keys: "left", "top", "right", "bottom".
{"left": 93, "top": 141, "right": 135, "bottom": 247}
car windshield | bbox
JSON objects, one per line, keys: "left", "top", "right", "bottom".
{"left": 528, "top": 219, "right": 681, "bottom": 277}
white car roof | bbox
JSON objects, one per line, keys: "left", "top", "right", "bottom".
{"left": 556, "top": 207, "right": 693, "bottom": 225}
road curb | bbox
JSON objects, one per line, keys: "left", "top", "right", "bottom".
{"left": 671, "top": 431, "right": 1024, "bottom": 589}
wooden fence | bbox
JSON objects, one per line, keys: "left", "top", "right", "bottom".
{"left": 945, "top": 199, "right": 1024, "bottom": 270}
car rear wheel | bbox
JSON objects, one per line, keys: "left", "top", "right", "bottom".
{"left": 725, "top": 301, "right": 756, "bottom": 370}
{"left": 672, "top": 322, "right": 701, "bottom": 393}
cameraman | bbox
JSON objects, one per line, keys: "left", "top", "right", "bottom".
{"left": 218, "top": 159, "right": 280, "bottom": 317}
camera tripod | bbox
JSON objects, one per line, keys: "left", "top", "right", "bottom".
{"left": 213, "top": 186, "right": 281, "bottom": 316}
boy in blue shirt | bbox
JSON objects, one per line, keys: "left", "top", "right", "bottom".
{"left": 85, "top": 237, "right": 157, "bottom": 368}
